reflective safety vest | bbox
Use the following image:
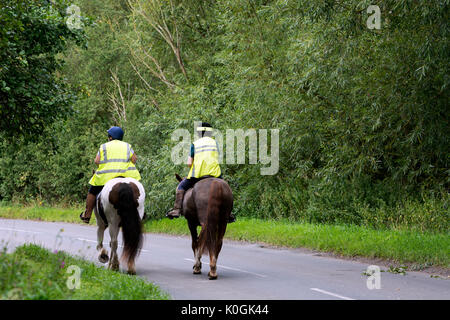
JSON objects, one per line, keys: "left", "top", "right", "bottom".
{"left": 187, "top": 137, "right": 221, "bottom": 179}
{"left": 89, "top": 140, "right": 141, "bottom": 186}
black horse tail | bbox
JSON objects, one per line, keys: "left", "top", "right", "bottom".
{"left": 116, "top": 183, "right": 143, "bottom": 264}
{"left": 199, "top": 180, "right": 226, "bottom": 255}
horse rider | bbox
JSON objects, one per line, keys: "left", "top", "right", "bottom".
{"left": 166, "top": 122, "right": 235, "bottom": 223}
{"left": 80, "top": 126, "right": 141, "bottom": 224}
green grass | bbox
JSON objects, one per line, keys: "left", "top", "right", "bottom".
{"left": 0, "top": 204, "right": 449, "bottom": 268}
{"left": 0, "top": 204, "right": 85, "bottom": 224}
{"left": 145, "top": 217, "right": 450, "bottom": 268}
{"left": 0, "top": 244, "right": 170, "bottom": 300}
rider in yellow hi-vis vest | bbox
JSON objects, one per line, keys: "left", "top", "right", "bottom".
{"left": 80, "top": 126, "right": 141, "bottom": 223}
{"left": 166, "top": 122, "right": 235, "bottom": 222}
{"left": 186, "top": 135, "right": 221, "bottom": 179}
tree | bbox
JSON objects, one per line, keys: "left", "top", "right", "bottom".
{"left": 0, "top": 0, "right": 88, "bottom": 140}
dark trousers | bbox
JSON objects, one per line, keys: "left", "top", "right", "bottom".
{"left": 88, "top": 185, "right": 103, "bottom": 196}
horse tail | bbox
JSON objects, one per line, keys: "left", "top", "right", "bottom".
{"left": 116, "top": 183, "right": 143, "bottom": 264}
{"left": 198, "top": 180, "right": 226, "bottom": 255}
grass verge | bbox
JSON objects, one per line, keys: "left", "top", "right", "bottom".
{"left": 0, "top": 204, "right": 85, "bottom": 224}
{"left": 0, "top": 243, "right": 170, "bottom": 300}
{"left": 0, "top": 204, "right": 448, "bottom": 268}
{"left": 144, "top": 217, "right": 450, "bottom": 268}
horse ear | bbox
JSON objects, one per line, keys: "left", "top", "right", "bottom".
{"left": 175, "top": 173, "right": 183, "bottom": 182}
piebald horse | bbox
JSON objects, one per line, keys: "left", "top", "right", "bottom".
{"left": 176, "top": 174, "right": 233, "bottom": 280}
{"left": 94, "top": 177, "right": 145, "bottom": 275}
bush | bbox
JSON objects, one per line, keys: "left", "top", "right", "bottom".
{"left": 0, "top": 0, "right": 448, "bottom": 233}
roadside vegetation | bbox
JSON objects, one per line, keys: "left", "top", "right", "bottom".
{"left": 0, "top": 243, "right": 170, "bottom": 300}
{"left": 145, "top": 217, "right": 450, "bottom": 268}
{"left": 1, "top": 0, "right": 448, "bottom": 231}
{"left": 0, "top": 1, "right": 448, "bottom": 272}
{"left": 1, "top": 204, "right": 448, "bottom": 268}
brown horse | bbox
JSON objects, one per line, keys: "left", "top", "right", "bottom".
{"left": 176, "top": 174, "right": 233, "bottom": 280}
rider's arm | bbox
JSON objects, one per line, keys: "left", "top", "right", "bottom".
{"left": 187, "top": 156, "right": 193, "bottom": 168}
{"left": 129, "top": 145, "right": 137, "bottom": 164}
{"left": 94, "top": 151, "right": 100, "bottom": 166}
{"left": 187, "top": 143, "right": 194, "bottom": 168}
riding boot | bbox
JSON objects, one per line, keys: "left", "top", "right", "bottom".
{"left": 80, "top": 193, "right": 96, "bottom": 224}
{"left": 228, "top": 213, "right": 236, "bottom": 223}
{"left": 166, "top": 189, "right": 185, "bottom": 219}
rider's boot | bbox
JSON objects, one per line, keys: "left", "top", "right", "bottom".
{"left": 80, "top": 193, "right": 96, "bottom": 224}
{"left": 166, "top": 189, "right": 185, "bottom": 219}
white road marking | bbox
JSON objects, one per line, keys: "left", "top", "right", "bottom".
{"left": 0, "top": 225, "right": 149, "bottom": 254}
{"left": 76, "top": 237, "right": 96, "bottom": 243}
{"left": 0, "top": 227, "right": 42, "bottom": 234}
{"left": 76, "top": 238, "right": 149, "bottom": 252}
{"left": 184, "top": 258, "right": 268, "bottom": 278}
{"left": 310, "top": 288, "right": 355, "bottom": 300}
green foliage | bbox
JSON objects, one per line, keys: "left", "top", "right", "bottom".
{"left": 0, "top": 244, "right": 169, "bottom": 300}
{"left": 0, "top": 0, "right": 90, "bottom": 139}
{"left": 0, "top": 0, "right": 448, "bottom": 232}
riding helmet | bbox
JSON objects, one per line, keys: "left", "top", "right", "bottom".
{"left": 196, "top": 122, "right": 213, "bottom": 131}
{"left": 107, "top": 126, "right": 124, "bottom": 140}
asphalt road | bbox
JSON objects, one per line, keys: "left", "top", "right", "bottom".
{"left": 0, "top": 218, "right": 448, "bottom": 300}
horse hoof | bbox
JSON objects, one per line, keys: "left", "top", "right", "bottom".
{"left": 99, "top": 253, "right": 109, "bottom": 264}
{"left": 127, "top": 270, "right": 136, "bottom": 275}
{"left": 193, "top": 264, "right": 202, "bottom": 274}
{"left": 109, "top": 263, "right": 119, "bottom": 272}
{"left": 208, "top": 272, "right": 217, "bottom": 280}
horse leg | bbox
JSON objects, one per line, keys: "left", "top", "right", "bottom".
{"left": 208, "top": 222, "right": 226, "bottom": 280}
{"left": 209, "top": 238, "right": 224, "bottom": 280}
{"left": 94, "top": 197, "right": 109, "bottom": 263}
{"left": 208, "top": 238, "right": 221, "bottom": 280}
{"left": 96, "top": 223, "right": 109, "bottom": 263}
{"left": 208, "top": 252, "right": 218, "bottom": 280}
{"left": 127, "top": 259, "right": 136, "bottom": 275}
{"left": 108, "top": 223, "right": 120, "bottom": 271}
{"left": 188, "top": 221, "right": 201, "bottom": 274}
{"left": 194, "top": 246, "right": 203, "bottom": 274}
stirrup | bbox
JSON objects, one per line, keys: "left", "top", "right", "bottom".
{"left": 166, "top": 209, "right": 181, "bottom": 219}
{"left": 80, "top": 212, "right": 90, "bottom": 224}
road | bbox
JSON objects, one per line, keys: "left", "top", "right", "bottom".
{"left": 0, "top": 218, "right": 448, "bottom": 300}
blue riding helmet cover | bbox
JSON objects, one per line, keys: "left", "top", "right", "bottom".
{"left": 107, "top": 126, "right": 124, "bottom": 140}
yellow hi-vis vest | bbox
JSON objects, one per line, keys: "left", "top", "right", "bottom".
{"left": 187, "top": 137, "right": 221, "bottom": 179}
{"left": 89, "top": 140, "right": 141, "bottom": 186}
